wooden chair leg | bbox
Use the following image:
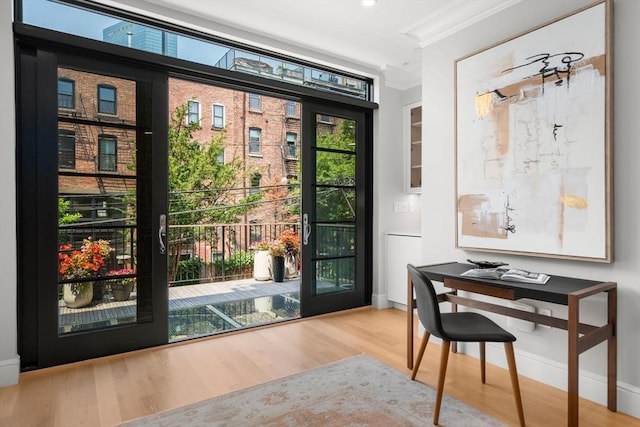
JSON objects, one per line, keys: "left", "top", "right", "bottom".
{"left": 411, "top": 332, "right": 431, "bottom": 380}
{"left": 479, "top": 341, "right": 486, "bottom": 384}
{"left": 504, "top": 342, "right": 525, "bottom": 427}
{"left": 433, "top": 340, "right": 451, "bottom": 425}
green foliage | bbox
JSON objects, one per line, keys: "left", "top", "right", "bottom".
{"left": 167, "top": 101, "right": 262, "bottom": 282}
{"left": 168, "top": 102, "right": 260, "bottom": 226}
{"left": 175, "top": 257, "right": 203, "bottom": 286}
{"left": 58, "top": 198, "right": 82, "bottom": 225}
{"left": 214, "top": 250, "right": 254, "bottom": 276}
{"left": 315, "top": 119, "right": 357, "bottom": 221}
{"left": 284, "top": 166, "right": 301, "bottom": 219}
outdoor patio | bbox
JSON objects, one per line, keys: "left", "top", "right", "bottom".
{"left": 58, "top": 278, "right": 301, "bottom": 339}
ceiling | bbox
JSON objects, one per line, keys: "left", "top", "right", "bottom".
{"left": 122, "top": 0, "right": 522, "bottom": 89}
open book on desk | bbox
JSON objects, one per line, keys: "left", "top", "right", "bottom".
{"left": 461, "top": 267, "right": 551, "bottom": 284}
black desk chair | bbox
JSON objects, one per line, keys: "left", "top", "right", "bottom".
{"left": 407, "top": 264, "right": 525, "bottom": 426}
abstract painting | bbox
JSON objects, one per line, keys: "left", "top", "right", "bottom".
{"left": 455, "top": 0, "right": 612, "bottom": 262}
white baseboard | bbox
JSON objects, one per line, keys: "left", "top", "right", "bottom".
{"left": 460, "top": 342, "right": 640, "bottom": 419}
{"left": 0, "top": 356, "right": 20, "bottom": 387}
{"left": 372, "top": 293, "right": 393, "bottom": 309}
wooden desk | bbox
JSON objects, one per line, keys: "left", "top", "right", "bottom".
{"left": 406, "top": 262, "right": 617, "bottom": 427}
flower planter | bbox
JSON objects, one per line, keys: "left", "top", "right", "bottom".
{"left": 271, "top": 256, "right": 285, "bottom": 282}
{"left": 253, "top": 250, "right": 271, "bottom": 281}
{"left": 92, "top": 282, "right": 105, "bottom": 302}
{"left": 110, "top": 282, "right": 134, "bottom": 301}
{"left": 285, "top": 254, "right": 298, "bottom": 278}
{"left": 63, "top": 282, "right": 93, "bottom": 309}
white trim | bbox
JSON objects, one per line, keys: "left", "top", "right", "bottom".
{"left": 371, "top": 293, "right": 392, "bottom": 309}
{"left": 459, "top": 342, "right": 640, "bottom": 419}
{"left": 212, "top": 102, "right": 225, "bottom": 128}
{"left": 186, "top": 99, "right": 200, "bottom": 125}
{"left": 0, "top": 356, "right": 20, "bottom": 387}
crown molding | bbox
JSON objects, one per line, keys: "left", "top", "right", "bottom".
{"left": 400, "top": 0, "right": 522, "bottom": 47}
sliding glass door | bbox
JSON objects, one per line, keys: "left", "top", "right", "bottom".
{"left": 18, "top": 48, "right": 168, "bottom": 367}
{"left": 300, "top": 103, "right": 371, "bottom": 316}
{"left": 17, "top": 35, "right": 373, "bottom": 370}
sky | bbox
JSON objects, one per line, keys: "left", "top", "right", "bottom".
{"left": 21, "top": 0, "right": 229, "bottom": 66}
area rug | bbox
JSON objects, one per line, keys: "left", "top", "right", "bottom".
{"left": 118, "top": 355, "right": 506, "bottom": 427}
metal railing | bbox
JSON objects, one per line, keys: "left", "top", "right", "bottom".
{"left": 168, "top": 222, "right": 299, "bottom": 286}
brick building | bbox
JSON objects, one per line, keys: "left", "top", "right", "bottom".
{"left": 56, "top": 67, "right": 303, "bottom": 260}
{"left": 167, "top": 77, "right": 301, "bottom": 229}
{"left": 58, "top": 67, "right": 137, "bottom": 223}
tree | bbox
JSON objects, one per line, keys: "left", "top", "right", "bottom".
{"left": 58, "top": 198, "right": 83, "bottom": 225}
{"left": 315, "top": 119, "right": 356, "bottom": 222}
{"left": 168, "top": 102, "right": 261, "bottom": 282}
{"left": 262, "top": 175, "right": 299, "bottom": 223}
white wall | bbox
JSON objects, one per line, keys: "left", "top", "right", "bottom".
{"left": 419, "top": 0, "right": 639, "bottom": 417}
{"left": 371, "top": 81, "right": 423, "bottom": 307}
{"left": 0, "top": 0, "right": 20, "bottom": 386}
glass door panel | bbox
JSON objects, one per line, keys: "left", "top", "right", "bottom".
{"left": 300, "top": 106, "right": 369, "bottom": 316}
{"left": 19, "top": 48, "right": 168, "bottom": 368}
{"left": 166, "top": 78, "right": 302, "bottom": 341}
{"left": 57, "top": 68, "right": 143, "bottom": 334}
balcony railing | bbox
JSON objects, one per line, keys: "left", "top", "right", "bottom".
{"left": 168, "top": 222, "right": 299, "bottom": 286}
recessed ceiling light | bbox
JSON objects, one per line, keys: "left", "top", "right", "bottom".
{"left": 362, "top": 0, "right": 377, "bottom": 7}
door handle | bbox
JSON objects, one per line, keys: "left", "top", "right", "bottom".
{"left": 303, "top": 213, "right": 311, "bottom": 246}
{"left": 159, "top": 214, "right": 167, "bottom": 254}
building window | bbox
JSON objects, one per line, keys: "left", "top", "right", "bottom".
{"left": 98, "top": 135, "right": 117, "bottom": 172}
{"left": 318, "top": 114, "right": 333, "bottom": 124}
{"left": 285, "top": 100, "right": 298, "bottom": 117}
{"left": 216, "top": 148, "right": 225, "bottom": 164}
{"left": 286, "top": 132, "right": 297, "bottom": 158}
{"left": 250, "top": 173, "right": 261, "bottom": 195}
{"left": 249, "top": 127, "right": 261, "bottom": 154}
{"left": 249, "top": 93, "right": 261, "bottom": 111}
{"left": 187, "top": 100, "right": 200, "bottom": 125}
{"left": 58, "top": 130, "right": 76, "bottom": 169}
{"left": 58, "top": 78, "right": 75, "bottom": 109}
{"left": 97, "top": 84, "right": 117, "bottom": 114}
{"left": 212, "top": 103, "right": 225, "bottom": 129}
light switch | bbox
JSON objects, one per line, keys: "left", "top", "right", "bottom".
{"left": 393, "top": 201, "right": 408, "bottom": 213}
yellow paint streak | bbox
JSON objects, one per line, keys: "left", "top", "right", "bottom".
{"left": 561, "top": 195, "right": 588, "bottom": 210}
{"left": 474, "top": 92, "right": 492, "bottom": 117}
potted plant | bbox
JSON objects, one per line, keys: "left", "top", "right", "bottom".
{"left": 252, "top": 241, "right": 271, "bottom": 281}
{"left": 268, "top": 241, "right": 286, "bottom": 282}
{"left": 107, "top": 268, "right": 136, "bottom": 301}
{"left": 278, "top": 230, "right": 300, "bottom": 278}
{"left": 58, "top": 237, "right": 111, "bottom": 308}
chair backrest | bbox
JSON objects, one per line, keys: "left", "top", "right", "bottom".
{"left": 407, "top": 264, "right": 445, "bottom": 339}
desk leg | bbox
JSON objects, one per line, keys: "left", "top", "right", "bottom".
{"left": 568, "top": 295, "right": 579, "bottom": 427}
{"left": 608, "top": 288, "right": 617, "bottom": 411}
{"left": 451, "top": 290, "right": 458, "bottom": 354}
{"left": 407, "top": 273, "right": 414, "bottom": 370}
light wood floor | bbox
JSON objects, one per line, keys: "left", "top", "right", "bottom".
{"left": 0, "top": 307, "right": 635, "bottom": 426}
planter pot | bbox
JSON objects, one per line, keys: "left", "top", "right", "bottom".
{"left": 110, "top": 282, "right": 134, "bottom": 301}
{"left": 63, "top": 282, "right": 93, "bottom": 309}
{"left": 92, "top": 282, "right": 105, "bottom": 302}
{"left": 285, "top": 254, "right": 298, "bottom": 278}
{"left": 254, "top": 250, "right": 272, "bottom": 281}
{"left": 271, "top": 256, "right": 285, "bottom": 282}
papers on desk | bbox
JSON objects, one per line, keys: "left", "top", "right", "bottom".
{"left": 461, "top": 268, "right": 551, "bottom": 284}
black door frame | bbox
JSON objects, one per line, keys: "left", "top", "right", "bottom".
{"left": 17, "top": 45, "right": 169, "bottom": 369}
{"left": 15, "top": 24, "right": 375, "bottom": 369}
{"left": 299, "top": 102, "right": 373, "bottom": 317}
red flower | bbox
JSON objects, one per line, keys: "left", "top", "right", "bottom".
{"left": 278, "top": 230, "right": 300, "bottom": 257}
{"left": 59, "top": 237, "right": 111, "bottom": 280}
